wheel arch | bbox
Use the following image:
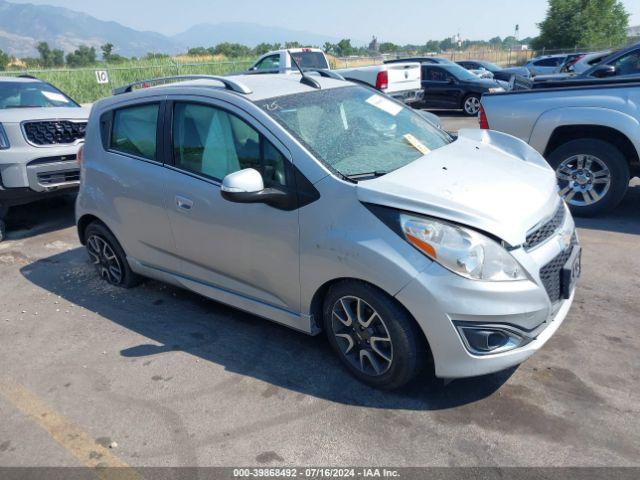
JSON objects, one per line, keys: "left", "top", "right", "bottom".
{"left": 461, "top": 91, "right": 481, "bottom": 108}
{"left": 544, "top": 124, "right": 639, "bottom": 168}
{"left": 308, "top": 277, "right": 433, "bottom": 363}
{"left": 77, "top": 214, "right": 105, "bottom": 245}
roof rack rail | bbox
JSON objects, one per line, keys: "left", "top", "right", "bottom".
{"left": 112, "top": 75, "right": 252, "bottom": 96}
{"left": 18, "top": 74, "right": 39, "bottom": 80}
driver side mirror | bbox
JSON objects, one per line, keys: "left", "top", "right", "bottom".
{"left": 221, "top": 168, "right": 294, "bottom": 210}
{"left": 447, "top": 77, "right": 456, "bottom": 84}
{"left": 591, "top": 64, "right": 616, "bottom": 78}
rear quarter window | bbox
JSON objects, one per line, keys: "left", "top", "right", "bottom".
{"left": 110, "top": 103, "right": 159, "bottom": 160}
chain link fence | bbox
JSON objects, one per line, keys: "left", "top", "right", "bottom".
{"left": 334, "top": 46, "right": 618, "bottom": 69}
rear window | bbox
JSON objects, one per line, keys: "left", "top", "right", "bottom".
{"left": 110, "top": 103, "right": 159, "bottom": 160}
{"left": 291, "top": 51, "right": 329, "bottom": 69}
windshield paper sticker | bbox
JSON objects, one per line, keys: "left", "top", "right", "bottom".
{"left": 366, "top": 94, "right": 402, "bottom": 116}
{"left": 403, "top": 134, "right": 431, "bottom": 155}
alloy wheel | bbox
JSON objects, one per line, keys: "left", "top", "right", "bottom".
{"left": 464, "top": 96, "right": 480, "bottom": 115}
{"left": 87, "top": 235, "right": 123, "bottom": 285}
{"left": 556, "top": 154, "right": 612, "bottom": 207}
{"left": 331, "top": 296, "right": 393, "bottom": 377}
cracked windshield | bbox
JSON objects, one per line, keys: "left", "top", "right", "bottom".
{"left": 261, "top": 86, "right": 451, "bottom": 178}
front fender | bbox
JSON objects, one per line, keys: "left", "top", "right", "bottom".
{"left": 529, "top": 106, "right": 640, "bottom": 155}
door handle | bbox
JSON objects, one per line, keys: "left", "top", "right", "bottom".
{"left": 175, "top": 195, "right": 194, "bottom": 211}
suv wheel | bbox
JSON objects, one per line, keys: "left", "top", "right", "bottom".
{"left": 548, "top": 139, "right": 630, "bottom": 217}
{"left": 462, "top": 94, "right": 481, "bottom": 116}
{"left": 84, "top": 222, "right": 141, "bottom": 288}
{"left": 323, "top": 281, "right": 426, "bottom": 390}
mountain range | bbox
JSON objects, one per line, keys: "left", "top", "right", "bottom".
{"left": 0, "top": 0, "right": 351, "bottom": 58}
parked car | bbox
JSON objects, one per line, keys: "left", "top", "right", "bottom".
{"left": 558, "top": 53, "right": 585, "bottom": 72}
{"left": 77, "top": 73, "right": 580, "bottom": 389}
{"left": 248, "top": 47, "right": 330, "bottom": 72}
{"left": 468, "top": 68, "right": 494, "bottom": 79}
{"left": 523, "top": 54, "right": 570, "bottom": 76}
{"left": 247, "top": 48, "right": 423, "bottom": 105}
{"left": 420, "top": 63, "right": 506, "bottom": 115}
{"left": 534, "top": 44, "right": 640, "bottom": 85}
{"left": 535, "top": 51, "right": 613, "bottom": 83}
{"left": 481, "top": 79, "right": 640, "bottom": 216}
{"left": 569, "top": 50, "right": 612, "bottom": 74}
{"left": 457, "top": 60, "right": 531, "bottom": 82}
{"left": 0, "top": 76, "right": 89, "bottom": 241}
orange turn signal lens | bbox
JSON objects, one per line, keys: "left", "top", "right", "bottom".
{"left": 405, "top": 233, "right": 437, "bottom": 259}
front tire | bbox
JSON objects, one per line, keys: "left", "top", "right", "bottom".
{"left": 323, "top": 281, "right": 426, "bottom": 390}
{"left": 462, "top": 94, "right": 481, "bottom": 116}
{"left": 84, "top": 222, "right": 141, "bottom": 288}
{"left": 548, "top": 139, "right": 630, "bottom": 217}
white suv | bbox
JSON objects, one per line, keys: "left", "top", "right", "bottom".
{"left": 0, "top": 76, "right": 90, "bottom": 240}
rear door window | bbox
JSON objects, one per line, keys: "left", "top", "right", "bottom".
{"left": 426, "top": 67, "right": 449, "bottom": 82}
{"left": 110, "top": 103, "right": 159, "bottom": 160}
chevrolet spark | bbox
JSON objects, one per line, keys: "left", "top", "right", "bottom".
{"left": 76, "top": 73, "right": 580, "bottom": 389}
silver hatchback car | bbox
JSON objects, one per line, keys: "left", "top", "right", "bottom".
{"left": 77, "top": 73, "right": 580, "bottom": 389}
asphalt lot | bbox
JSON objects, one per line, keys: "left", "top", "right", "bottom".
{"left": 0, "top": 113, "right": 638, "bottom": 468}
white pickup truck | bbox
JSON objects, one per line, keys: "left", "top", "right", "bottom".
{"left": 247, "top": 48, "right": 423, "bottom": 105}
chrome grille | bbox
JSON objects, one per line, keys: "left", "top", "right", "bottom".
{"left": 525, "top": 203, "right": 566, "bottom": 250}
{"left": 23, "top": 120, "right": 86, "bottom": 146}
{"left": 539, "top": 235, "right": 578, "bottom": 303}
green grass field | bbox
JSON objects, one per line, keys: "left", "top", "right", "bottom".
{"left": 4, "top": 58, "right": 254, "bottom": 103}
{"left": 1, "top": 48, "right": 540, "bottom": 104}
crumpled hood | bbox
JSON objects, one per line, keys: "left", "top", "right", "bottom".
{"left": 0, "top": 106, "right": 90, "bottom": 124}
{"left": 357, "top": 129, "right": 559, "bottom": 246}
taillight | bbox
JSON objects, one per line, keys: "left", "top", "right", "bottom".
{"left": 479, "top": 104, "right": 490, "bottom": 130}
{"left": 375, "top": 71, "right": 389, "bottom": 91}
{"left": 77, "top": 144, "right": 84, "bottom": 166}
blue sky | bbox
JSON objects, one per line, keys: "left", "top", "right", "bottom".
{"left": 11, "top": 0, "right": 640, "bottom": 44}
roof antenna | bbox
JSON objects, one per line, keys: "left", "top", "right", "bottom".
{"left": 288, "top": 50, "right": 321, "bottom": 89}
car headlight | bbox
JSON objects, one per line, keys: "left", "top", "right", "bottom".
{"left": 488, "top": 87, "right": 505, "bottom": 93}
{"left": 400, "top": 214, "right": 527, "bottom": 282}
{"left": 0, "top": 123, "right": 9, "bottom": 150}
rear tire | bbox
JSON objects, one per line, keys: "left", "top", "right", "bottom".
{"left": 547, "top": 139, "right": 630, "bottom": 217}
{"left": 84, "top": 222, "right": 141, "bottom": 288}
{"left": 462, "top": 94, "right": 481, "bottom": 116}
{"left": 323, "top": 280, "right": 427, "bottom": 390}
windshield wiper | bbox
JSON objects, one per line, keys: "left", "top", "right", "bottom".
{"left": 346, "top": 170, "right": 389, "bottom": 181}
